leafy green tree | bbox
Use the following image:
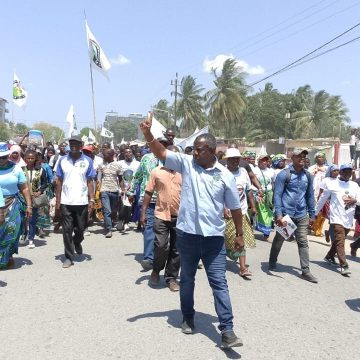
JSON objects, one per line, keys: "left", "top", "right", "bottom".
{"left": 206, "top": 58, "right": 249, "bottom": 138}
{"left": 176, "top": 75, "right": 206, "bottom": 135}
{"left": 80, "top": 127, "right": 98, "bottom": 141}
{"left": 152, "top": 99, "right": 172, "bottom": 127}
{"left": 32, "top": 122, "right": 65, "bottom": 143}
{"left": 107, "top": 120, "right": 138, "bottom": 144}
{"left": 0, "top": 122, "right": 10, "bottom": 141}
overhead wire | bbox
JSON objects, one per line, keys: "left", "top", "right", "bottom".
{"left": 249, "top": 22, "right": 360, "bottom": 87}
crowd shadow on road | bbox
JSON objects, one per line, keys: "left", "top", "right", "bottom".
{"left": 0, "top": 280, "right": 7, "bottom": 287}
{"left": 54, "top": 254, "right": 92, "bottom": 263}
{"left": 11, "top": 257, "right": 33, "bottom": 270}
{"left": 33, "top": 239, "right": 47, "bottom": 248}
{"left": 127, "top": 309, "right": 242, "bottom": 358}
{"left": 345, "top": 298, "right": 360, "bottom": 312}
{"left": 124, "top": 253, "right": 142, "bottom": 264}
{"left": 260, "top": 261, "right": 301, "bottom": 279}
{"left": 310, "top": 260, "right": 339, "bottom": 274}
{"left": 346, "top": 255, "right": 360, "bottom": 264}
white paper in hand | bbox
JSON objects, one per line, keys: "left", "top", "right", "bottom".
{"left": 274, "top": 214, "right": 297, "bottom": 240}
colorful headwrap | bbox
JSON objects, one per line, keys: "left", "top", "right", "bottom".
{"left": 271, "top": 154, "right": 286, "bottom": 169}
{"left": 314, "top": 151, "right": 326, "bottom": 159}
{"left": 241, "top": 150, "right": 256, "bottom": 159}
{"left": 325, "top": 164, "right": 339, "bottom": 178}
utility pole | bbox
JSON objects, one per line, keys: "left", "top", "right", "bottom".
{"left": 171, "top": 73, "right": 178, "bottom": 128}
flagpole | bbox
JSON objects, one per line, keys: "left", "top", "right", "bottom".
{"left": 84, "top": 10, "right": 97, "bottom": 132}
{"left": 89, "top": 62, "right": 97, "bottom": 131}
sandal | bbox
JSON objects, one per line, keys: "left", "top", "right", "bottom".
{"left": 240, "top": 268, "right": 252, "bottom": 277}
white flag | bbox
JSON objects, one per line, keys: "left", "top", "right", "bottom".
{"left": 101, "top": 126, "right": 114, "bottom": 138}
{"left": 151, "top": 114, "right": 167, "bottom": 139}
{"left": 177, "top": 126, "right": 209, "bottom": 150}
{"left": 85, "top": 21, "right": 111, "bottom": 78}
{"left": 110, "top": 139, "right": 114, "bottom": 149}
{"left": 120, "top": 138, "right": 125, "bottom": 145}
{"left": 88, "top": 129, "right": 96, "bottom": 142}
{"left": 66, "top": 105, "right": 77, "bottom": 138}
{"left": 13, "top": 72, "right": 28, "bottom": 108}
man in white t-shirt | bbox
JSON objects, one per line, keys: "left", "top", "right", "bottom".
{"left": 117, "top": 147, "right": 140, "bottom": 231}
{"left": 55, "top": 136, "right": 96, "bottom": 268}
{"left": 315, "top": 163, "right": 360, "bottom": 276}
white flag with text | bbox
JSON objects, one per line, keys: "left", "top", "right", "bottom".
{"left": 101, "top": 126, "right": 114, "bottom": 138}
{"left": 13, "top": 72, "right": 28, "bottom": 108}
{"left": 66, "top": 105, "right": 77, "bottom": 138}
{"left": 85, "top": 21, "right": 111, "bottom": 78}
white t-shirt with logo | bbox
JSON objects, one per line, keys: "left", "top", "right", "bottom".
{"left": 231, "top": 167, "right": 251, "bottom": 214}
{"left": 56, "top": 154, "right": 96, "bottom": 205}
{"left": 315, "top": 178, "right": 360, "bottom": 228}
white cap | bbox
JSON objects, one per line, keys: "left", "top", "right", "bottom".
{"left": 223, "top": 148, "right": 241, "bottom": 159}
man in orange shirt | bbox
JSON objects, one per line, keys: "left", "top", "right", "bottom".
{"left": 141, "top": 145, "right": 182, "bottom": 292}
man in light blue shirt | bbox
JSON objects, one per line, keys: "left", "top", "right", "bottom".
{"left": 139, "top": 114, "right": 244, "bottom": 349}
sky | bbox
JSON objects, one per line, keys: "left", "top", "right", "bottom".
{"left": 1, "top": 0, "right": 359, "bottom": 136}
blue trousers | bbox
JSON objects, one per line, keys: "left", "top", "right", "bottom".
{"left": 28, "top": 208, "right": 38, "bottom": 240}
{"left": 143, "top": 204, "right": 155, "bottom": 261}
{"left": 176, "top": 229, "right": 234, "bottom": 333}
{"left": 100, "top": 192, "right": 119, "bottom": 231}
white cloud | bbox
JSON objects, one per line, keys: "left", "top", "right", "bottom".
{"left": 110, "top": 54, "right": 130, "bottom": 65}
{"left": 203, "top": 54, "right": 265, "bottom": 75}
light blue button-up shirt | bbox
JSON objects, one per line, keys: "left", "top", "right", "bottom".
{"left": 165, "top": 150, "right": 241, "bottom": 237}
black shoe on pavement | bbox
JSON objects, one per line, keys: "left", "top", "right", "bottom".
{"left": 149, "top": 271, "right": 160, "bottom": 286}
{"left": 268, "top": 262, "right": 277, "bottom": 271}
{"left": 75, "top": 244, "right": 83, "bottom": 255}
{"left": 116, "top": 220, "right": 124, "bottom": 232}
{"left": 221, "top": 330, "right": 243, "bottom": 349}
{"left": 324, "top": 255, "right": 337, "bottom": 266}
{"left": 181, "top": 317, "right": 194, "bottom": 334}
{"left": 301, "top": 272, "right": 318, "bottom": 283}
{"left": 105, "top": 231, "right": 112, "bottom": 238}
{"left": 140, "top": 259, "right": 153, "bottom": 271}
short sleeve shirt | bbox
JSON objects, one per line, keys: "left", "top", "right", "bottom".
{"left": 165, "top": 150, "right": 241, "bottom": 237}
{"left": 99, "top": 161, "right": 123, "bottom": 193}
{"left": 56, "top": 154, "right": 96, "bottom": 205}
{"left": 0, "top": 163, "right": 26, "bottom": 196}
{"left": 232, "top": 168, "right": 251, "bottom": 214}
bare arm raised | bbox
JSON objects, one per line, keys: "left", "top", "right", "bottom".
{"left": 139, "top": 113, "right": 167, "bottom": 161}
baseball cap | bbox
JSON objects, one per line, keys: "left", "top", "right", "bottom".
{"left": 292, "top": 148, "right": 308, "bottom": 156}
{"left": 340, "top": 163, "right": 353, "bottom": 171}
{"left": 0, "top": 142, "right": 10, "bottom": 156}
{"left": 82, "top": 145, "right": 94, "bottom": 152}
{"left": 69, "top": 135, "right": 82, "bottom": 143}
{"left": 223, "top": 148, "right": 241, "bottom": 159}
{"left": 258, "top": 154, "right": 270, "bottom": 160}
{"left": 157, "top": 137, "right": 170, "bottom": 145}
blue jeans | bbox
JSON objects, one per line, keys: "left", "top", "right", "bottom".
{"left": 143, "top": 204, "right": 155, "bottom": 261}
{"left": 100, "top": 192, "right": 119, "bottom": 231}
{"left": 28, "top": 208, "right": 38, "bottom": 240}
{"left": 176, "top": 229, "right": 234, "bottom": 333}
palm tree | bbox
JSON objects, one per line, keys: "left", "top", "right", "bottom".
{"left": 205, "top": 58, "right": 249, "bottom": 138}
{"left": 176, "top": 75, "right": 205, "bottom": 135}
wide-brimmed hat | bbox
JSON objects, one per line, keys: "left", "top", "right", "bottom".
{"left": 223, "top": 148, "right": 241, "bottom": 159}
{"left": 0, "top": 142, "right": 10, "bottom": 156}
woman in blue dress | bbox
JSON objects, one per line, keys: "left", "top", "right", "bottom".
{"left": 0, "top": 142, "right": 32, "bottom": 269}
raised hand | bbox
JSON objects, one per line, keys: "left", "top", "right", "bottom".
{"left": 139, "top": 112, "right": 153, "bottom": 136}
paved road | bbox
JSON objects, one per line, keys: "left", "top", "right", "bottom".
{"left": 1, "top": 224, "right": 359, "bottom": 360}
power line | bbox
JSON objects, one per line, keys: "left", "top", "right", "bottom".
{"left": 229, "top": 0, "right": 338, "bottom": 54}
{"left": 249, "top": 21, "right": 360, "bottom": 87}
{"left": 238, "top": 0, "right": 360, "bottom": 59}
{"left": 284, "top": 35, "right": 360, "bottom": 72}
